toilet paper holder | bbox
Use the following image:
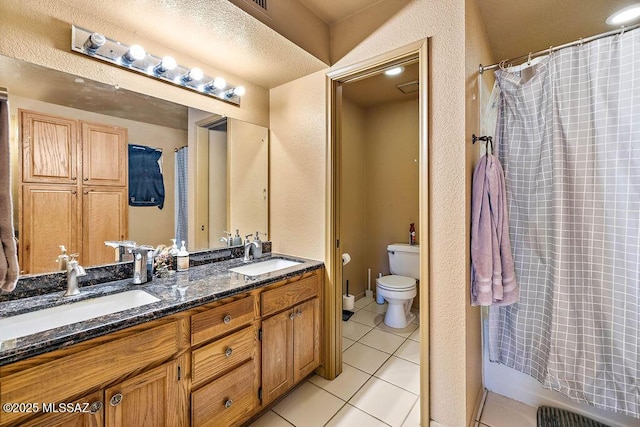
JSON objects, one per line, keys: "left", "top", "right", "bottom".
{"left": 342, "top": 253, "right": 351, "bottom": 266}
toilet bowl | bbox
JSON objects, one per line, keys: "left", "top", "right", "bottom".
{"left": 376, "top": 243, "right": 419, "bottom": 328}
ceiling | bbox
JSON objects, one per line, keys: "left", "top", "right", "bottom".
{"left": 477, "top": 0, "right": 640, "bottom": 64}
{"left": 298, "top": 0, "right": 383, "bottom": 25}
{"left": 343, "top": 62, "right": 419, "bottom": 107}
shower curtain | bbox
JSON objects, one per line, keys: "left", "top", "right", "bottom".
{"left": 489, "top": 30, "right": 640, "bottom": 418}
{"left": 175, "top": 147, "right": 188, "bottom": 247}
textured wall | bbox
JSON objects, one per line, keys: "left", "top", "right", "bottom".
{"left": 270, "top": 0, "right": 468, "bottom": 424}
{"left": 465, "top": 0, "right": 496, "bottom": 420}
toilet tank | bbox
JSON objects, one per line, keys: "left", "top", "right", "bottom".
{"left": 387, "top": 243, "right": 420, "bottom": 279}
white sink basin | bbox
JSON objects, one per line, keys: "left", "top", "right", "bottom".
{"left": 229, "top": 258, "right": 302, "bottom": 277}
{"left": 0, "top": 290, "right": 160, "bottom": 342}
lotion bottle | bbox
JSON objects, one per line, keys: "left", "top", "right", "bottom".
{"left": 177, "top": 241, "right": 189, "bottom": 271}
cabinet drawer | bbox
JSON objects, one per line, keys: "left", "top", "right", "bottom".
{"left": 191, "top": 296, "right": 255, "bottom": 346}
{"left": 192, "top": 324, "right": 256, "bottom": 387}
{"left": 191, "top": 359, "right": 257, "bottom": 427}
{"left": 261, "top": 274, "right": 320, "bottom": 317}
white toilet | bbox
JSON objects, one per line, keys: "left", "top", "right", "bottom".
{"left": 376, "top": 243, "right": 419, "bottom": 328}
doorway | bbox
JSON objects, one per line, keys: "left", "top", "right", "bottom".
{"left": 326, "top": 41, "right": 429, "bottom": 424}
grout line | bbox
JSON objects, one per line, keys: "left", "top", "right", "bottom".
{"left": 321, "top": 400, "right": 348, "bottom": 427}
{"left": 271, "top": 410, "right": 296, "bottom": 426}
{"left": 398, "top": 394, "right": 420, "bottom": 427}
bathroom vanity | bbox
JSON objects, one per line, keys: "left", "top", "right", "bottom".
{"left": 0, "top": 254, "right": 323, "bottom": 427}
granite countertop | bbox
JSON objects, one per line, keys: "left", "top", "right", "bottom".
{"left": 0, "top": 253, "right": 323, "bottom": 366}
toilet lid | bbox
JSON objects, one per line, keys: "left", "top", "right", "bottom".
{"left": 377, "top": 275, "right": 416, "bottom": 291}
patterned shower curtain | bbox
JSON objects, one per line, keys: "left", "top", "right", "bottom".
{"left": 489, "top": 30, "right": 640, "bottom": 418}
{"left": 175, "top": 147, "right": 188, "bottom": 247}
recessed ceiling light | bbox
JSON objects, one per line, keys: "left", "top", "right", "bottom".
{"left": 384, "top": 66, "right": 405, "bottom": 76}
{"left": 606, "top": 3, "right": 640, "bottom": 25}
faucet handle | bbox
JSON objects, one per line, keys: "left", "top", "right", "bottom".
{"left": 69, "top": 253, "right": 79, "bottom": 261}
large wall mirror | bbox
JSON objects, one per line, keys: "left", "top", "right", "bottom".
{"left": 0, "top": 55, "right": 269, "bottom": 276}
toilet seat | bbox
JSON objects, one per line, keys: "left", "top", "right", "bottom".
{"left": 377, "top": 275, "right": 416, "bottom": 291}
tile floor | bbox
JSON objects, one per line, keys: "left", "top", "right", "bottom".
{"left": 475, "top": 392, "right": 537, "bottom": 427}
{"left": 251, "top": 296, "right": 421, "bottom": 427}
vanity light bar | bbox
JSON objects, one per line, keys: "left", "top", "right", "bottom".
{"left": 70, "top": 25, "right": 245, "bottom": 106}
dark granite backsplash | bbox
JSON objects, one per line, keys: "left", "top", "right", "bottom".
{"left": 0, "top": 242, "right": 272, "bottom": 302}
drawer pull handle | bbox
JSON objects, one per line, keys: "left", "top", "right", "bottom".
{"left": 89, "top": 401, "right": 103, "bottom": 413}
{"left": 296, "top": 310, "right": 303, "bottom": 317}
{"left": 223, "top": 314, "right": 232, "bottom": 324}
{"left": 289, "top": 312, "right": 295, "bottom": 320}
{"left": 225, "top": 347, "right": 233, "bottom": 358}
{"left": 110, "top": 393, "right": 123, "bottom": 406}
{"left": 224, "top": 399, "right": 233, "bottom": 409}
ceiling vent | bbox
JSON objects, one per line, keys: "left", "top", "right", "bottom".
{"left": 252, "top": 0, "right": 267, "bottom": 10}
{"left": 397, "top": 80, "right": 419, "bottom": 94}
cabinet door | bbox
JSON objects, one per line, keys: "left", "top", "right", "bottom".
{"left": 82, "top": 187, "right": 127, "bottom": 266}
{"left": 21, "top": 184, "right": 79, "bottom": 274}
{"left": 105, "top": 356, "right": 188, "bottom": 427}
{"left": 20, "top": 391, "right": 104, "bottom": 427}
{"left": 21, "top": 110, "right": 78, "bottom": 184}
{"left": 261, "top": 309, "right": 294, "bottom": 405}
{"left": 81, "top": 121, "right": 127, "bottom": 187}
{"left": 293, "top": 298, "right": 321, "bottom": 383}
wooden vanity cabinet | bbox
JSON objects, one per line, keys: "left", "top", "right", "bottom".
{"left": 19, "top": 390, "right": 104, "bottom": 427}
{"left": 261, "top": 273, "right": 321, "bottom": 405}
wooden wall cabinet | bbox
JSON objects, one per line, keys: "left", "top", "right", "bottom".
{"left": 19, "top": 110, "right": 128, "bottom": 273}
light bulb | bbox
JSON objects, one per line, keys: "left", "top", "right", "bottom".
{"left": 182, "top": 67, "right": 203, "bottom": 82}
{"left": 154, "top": 56, "right": 177, "bottom": 74}
{"left": 213, "top": 77, "right": 226, "bottom": 89}
{"left": 233, "top": 86, "right": 246, "bottom": 97}
{"left": 83, "top": 33, "right": 105, "bottom": 52}
{"left": 123, "top": 44, "right": 146, "bottom": 63}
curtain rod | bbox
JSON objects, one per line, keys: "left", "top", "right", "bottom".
{"left": 479, "top": 23, "right": 640, "bottom": 74}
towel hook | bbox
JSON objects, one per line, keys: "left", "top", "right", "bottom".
{"left": 472, "top": 134, "right": 494, "bottom": 155}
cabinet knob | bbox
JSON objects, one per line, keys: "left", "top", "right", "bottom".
{"left": 83, "top": 178, "right": 89, "bottom": 181}
{"left": 296, "top": 310, "right": 302, "bottom": 317}
{"left": 72, "top": 176, "right": 77, "bottom": 180}
{"left": 223, "top": 314, "right": 232, "bottom": 324}
{"left": 89, "top": 401, "right": 103, "bottom": 414}
{"left": 289, "top": 312, "right": 295, "bottom": 320}
{"left": 225, "top": 347, "right": 233, "bottom": 358}
{"left": 71, "top": 190, "right": 77, "bottom": 194}
{"left": 110, "top": 393, "right": 123, "bottom": 407}
{"left": 224, "top": 399, "right": 233, "bottom": 409}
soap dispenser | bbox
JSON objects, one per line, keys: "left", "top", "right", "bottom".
{"left": 56, "top": 245, "right": 69, "bottom": 271}
{"left": 232, "top": 229, "right": 242, "bottom": 246}
{"left": 252, "top": 232, "right": 264, "bottom": 259}
{"left": 177, "top": 241, "right": 189, "bottom": 271}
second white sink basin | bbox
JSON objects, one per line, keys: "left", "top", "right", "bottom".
{"left": 0, "top": 290, "right": 160, "bottom": 342}
{"left": 229, "top": 258, "right": 302, "bottom": 277}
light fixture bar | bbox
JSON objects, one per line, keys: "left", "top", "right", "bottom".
{"left": 70, "top": 25, "right": 244, "bottom": 106}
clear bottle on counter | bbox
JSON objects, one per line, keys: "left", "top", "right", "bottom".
{"left": 177, "top": 241, "right": 189, "bottom": 271}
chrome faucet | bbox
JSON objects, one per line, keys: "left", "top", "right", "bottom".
{"left": 243, "top": 234, "right": 260, "bottom": 262}
{"left": 64, "top": 258, "right": 86, "bottom": 297}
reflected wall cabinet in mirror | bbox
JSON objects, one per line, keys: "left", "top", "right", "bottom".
{"left": 19, "top": 109, "right": 128, "bottom": 274}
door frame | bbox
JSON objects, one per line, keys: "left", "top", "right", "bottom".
{"left": 324, "top": 39, "right": 430, "bottom": 423}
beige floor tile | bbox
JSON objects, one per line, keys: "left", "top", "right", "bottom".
{"left": 359, "top": 328, "right": 406, "bottom": 354}
{"left": 480, "top": 392, "right": 537, "bottom": 427}
{"left": 349, "top": 377, "right": 418, "bottom": 427}
{"left": 362, "top": 301, "right": 388, "bottom": 314}
{"left": 249, "top": 410, "right": 294, "bottom": 426}
{"left": 408, "top": 327, "right": 420, "bottom": 342}
{"left": 394, "top": 339, "right": 420, "bottom": 364}
{"left": 374, "top": 356, "right": 420, "bottom": 395}
{"left": 351, "top": 309, "right": 385, "bottom": 327}
{"left": 342, "top": 336, "right": 355, "bottom": 351}
{"left": 309, "top": 363, "right": 371, "bottom": 401}
{"left": 342, "top": 320, "right": 372, "bottom": 341}
{"left": 272, "top": 382, "right": 345, "bottom": 427}
{"left": 376, "top": 321, "right": 419, "bottom": 339}
{"left": 343, "top": 342, "right": 390, "bottom": 374}
{"left": 401, "top": 400, "right": 421, "bottom": 427}
{"left": 354, "top": 296, "right": 375, "bottom": 310}
{"left": 326, "top": 404, "right": 390, "bottom": 427}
